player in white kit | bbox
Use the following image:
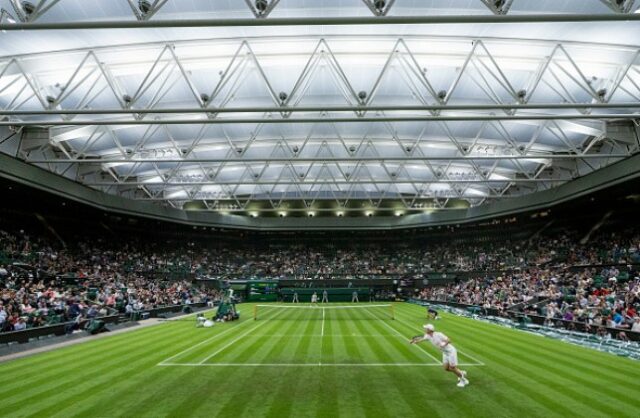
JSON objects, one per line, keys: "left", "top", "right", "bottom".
{"left": 410, "top": 324, "right": 469, "bottom": 387}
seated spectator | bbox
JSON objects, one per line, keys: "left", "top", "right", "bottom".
{"left": 631, "top": 317, "right": 640, "bottom": 333}
{"left": 13, "top": 317, "right": 26, "bottom": 331}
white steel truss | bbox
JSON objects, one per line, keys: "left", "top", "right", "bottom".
{"left": 0, "top": 2, "right": 639, "bottom": 215}
{"left": 0, "top": 0, "right": 638, "bottom": 26}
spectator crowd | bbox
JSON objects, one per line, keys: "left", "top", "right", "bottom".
{"left": 1, "top": 218, "right": 639, "bottom": 335}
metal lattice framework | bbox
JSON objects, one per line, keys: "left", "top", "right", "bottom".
{"left": 0, "top": 0, "right": 639, "bottom": 215}
{"left": 1, "top": 0, "right": 639, "bottom": 24}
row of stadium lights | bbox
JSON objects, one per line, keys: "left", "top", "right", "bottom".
{"left": 247, "top": 210, "right": 406, "bottom": 218}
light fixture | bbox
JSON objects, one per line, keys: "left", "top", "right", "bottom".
{"left": 21, "top": 2, "right": 36, "bottom": 15}
{"left": 255, "top": 0, "right": 268, "bottom": 12}
{"left": 395, "top": 211, "right": 404, "bottom": 217}
{"left": 336, "top": 211, "right": 344, "bottom": 217}
{"left": 139, "top": 0, "right": 152, "bottom": 15}
{"left": 278, "top": 211, "right": 287, "bottom": 218}
{"left": 374, "top": 0, "right": 386, "bottom": 12}
{"left": 250, "top": 212, "right": 258, "bottom": 218}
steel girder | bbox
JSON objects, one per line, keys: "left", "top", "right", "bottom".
{"left": 0, "top": 1, "right": 638, "bottom": 27}
{"left": 2, "top": 35, "right": 640, "bottom": 213}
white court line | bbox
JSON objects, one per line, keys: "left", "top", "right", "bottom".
{"left": 197, "top": 321, "right": 266, "bottom": 365}
{"left": 158, "top": 362, "right": 485, "bottom": 367}
{"left": 157, "top": 318, "right": 255, "bottom": 365}
{"left": 319, "top": 307, "right": 326, "bottom": 365}
{"left": 374, "top": 314, "right": 442, "bottom": 364}
{"left": 254, "top": 304, "right": 392, "bottom": 309}
{"left": 237, "top": 334, "right": 396, "bottom": 337}
{"left": 455, "top": 349, "right": 486, "bottom": 366}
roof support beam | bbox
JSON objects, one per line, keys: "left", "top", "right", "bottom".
{"left": 2, "top": 114, "right": 636, "bottom": 127}
{"left": 85, "top": 179, "right": 572, "bottom": 187}
{"left": 3, "top": 103, "right": 640, "bottom": 116}
{"left": 2, "top": 14, "right": 640, "bottom": 31}
{"left": 27, "top": 155, "right": 631, "bottom": 164}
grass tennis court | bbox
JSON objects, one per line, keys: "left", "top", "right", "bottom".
{"left": 1, "top": 302, "right": 638, "bottom": 418}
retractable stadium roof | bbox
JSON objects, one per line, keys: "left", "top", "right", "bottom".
{"left": 0, "top": 0, "right": 639, "bottom": 228}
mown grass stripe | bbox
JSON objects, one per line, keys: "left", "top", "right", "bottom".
{"left": 184, "top": 316, "right": 300, "bottom": 417}
{"left": 259, "top": 309, "right": 326, "bottom": 416}
{"left": 446, "top": 317, "right": 639, "bottom": 412}
{"left": 355, "top": 316, "right": 459, "bottom": 418}
{"left": 64, "top": 350, "right": 198, "bottom": 417}
{"left": 0, "top": 323, "right": 192, "bottom": 405}
{"left": 170, "top": 318, "right": 264, "bottom": 364}
{"left": 394, "top": 304, "right": 640, "bottom": 417}
{"left": 367, "top": 310, "right": 434, "bottom": 363}
{"left": 394, "top": 308, "right": 637, "bottom": 407}
{"left": 2, "top": 303, "right": 638, "bottom": 418}
{"left": 154, "top": 336, "right": 281, "bottom": 418}
{"left": 208, "top": 311, "right": 290, "bottom": 364}
{"left": 381, "top": 310, "right": 445, "bottom": 361}
{"left": 445, "top": 318, "right": 635, "bottom": 417}
{"left": 21, "top": 318, "right": 235, "bottom": 412}
{"left": 396, "top": 304, "right": 636, "bottom": 376}
{"left": 327, "top": 310, "right": 369, "bottom": 417}
{"left": 395, "top": 306, "right": 638, "bottom": 388}
{"left": 0, "top": 320, "right": 184, "bottom": 372}
{"left": 30, "top": 356, "right": 196, "bottom": 418}
{"left": 234, "top": 306, "right": 310, "bottom": 365}
{"left": 7, "top": 335, "right": 184, "bottom": 417}
{"left": 340, "top": 308, "right": 393, "bottom": 418}
{"left": 359, "top": 314, "right": 476, "bottom": 417}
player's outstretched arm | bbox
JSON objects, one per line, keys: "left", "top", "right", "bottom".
{"left": 409, "top": 335, "right": 423, "bottom": 344}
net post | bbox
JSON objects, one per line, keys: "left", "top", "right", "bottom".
{"left": 253, "top": 305, "right": 257, "bottom": 320}
{"left": 390, "top": 304, "right": 395, "bottom": 320}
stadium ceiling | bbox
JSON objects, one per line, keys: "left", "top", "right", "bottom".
{"left": 0, "top": 0, "right": 640, "bottom": 220}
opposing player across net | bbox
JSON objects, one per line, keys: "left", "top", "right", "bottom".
{"left": 252, "top": 304, "right": 395, "bottom": 320}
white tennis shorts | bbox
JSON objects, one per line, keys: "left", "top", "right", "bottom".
{"left": 442, "top": 346, "right": 458, "bottom": 366}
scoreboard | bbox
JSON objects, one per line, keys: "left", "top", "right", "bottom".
{"left": 247, "top": 280, "right": 279, "bottom": 302}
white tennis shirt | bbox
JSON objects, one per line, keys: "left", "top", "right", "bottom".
{"left": 423, "top": 331, "right": 454, "bottom": 353}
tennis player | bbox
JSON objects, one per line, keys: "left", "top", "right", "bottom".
{"left": 410, "top": 324, "right": 469, "bottom": 387}
{"left": 427, "top": 307, "right": 440, "bottom": 320}
{"left": 195, "top": 313, "right": 206, "bottom": 328}
{"left": 311, "top": 291, "right": 318, "bottom": 305}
